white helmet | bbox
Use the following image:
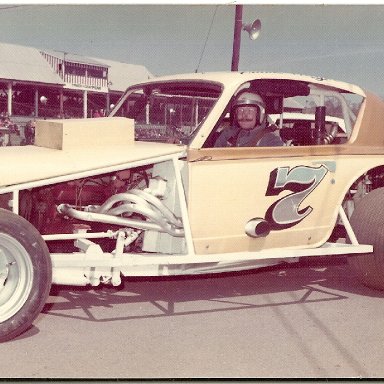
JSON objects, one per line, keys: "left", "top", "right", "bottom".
{"left": 233, "top": 92, "right": 265, "bottom": 124}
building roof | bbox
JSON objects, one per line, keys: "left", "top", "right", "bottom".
{"left": 0, "top": 42, "right": 64, "bottom": 85}
{"left": 43, "top": 49, "right": 109, "bottom": 67}
{"left": 0, "top": 42, "right": 153, "bottom": 92}
{"left": 92, "top": 57, "right": 153, "bottom": 92}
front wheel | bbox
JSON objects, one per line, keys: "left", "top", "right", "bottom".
{"left": 0, "top": 209, "right": 52, "bottom": 342}
{"left": 348, "top": 187, "right": 384, "bottom": 290}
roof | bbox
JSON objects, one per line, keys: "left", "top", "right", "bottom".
{"left": 42, "top": 49, "right": 108, "bottom": 67}
{"left": 0, "top": 41, "right": 153, "bottom": 92}
{"left": 145, "top": 71, "right": 367, "bottom": 96}
{"left": 91, "top": 57, "right": 153, "bottom": 92}
{"left": 0, "top": 42, "right": 64, "bottom": 85}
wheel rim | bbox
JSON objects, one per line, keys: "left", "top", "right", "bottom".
{"left": 0, "top": 233, "right": 34, "bottom": 322}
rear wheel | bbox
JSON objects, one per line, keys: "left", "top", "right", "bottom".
{"left": 0, "top": 209, "right": 51, "bottom": 342}
{"left": 348, "top": 187, "right": 384, "bottom": 290}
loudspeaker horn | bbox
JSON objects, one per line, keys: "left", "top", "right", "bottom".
{"left": 243, "top": 19, "right": 261, "bottom": 40}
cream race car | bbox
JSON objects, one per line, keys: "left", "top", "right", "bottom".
{"left": 1, "top": 71, "right": 383, "bottom": 342}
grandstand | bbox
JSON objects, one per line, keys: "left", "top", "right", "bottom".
{"left": 0, "top": 41, "right": 153, "bottom": 122}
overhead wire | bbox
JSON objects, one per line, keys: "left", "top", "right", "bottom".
{"left": 0, "top": 4, "right": 56, "bottom": 11}
{"left": 0, "top": 5, "right": 26, "bottom": 10}
{"left": 195, "top": 5, "right": 219, "bottom": 73}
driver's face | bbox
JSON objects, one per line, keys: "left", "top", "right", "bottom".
{"left": 236, "top": 106, "right": 258, "bottom": 130}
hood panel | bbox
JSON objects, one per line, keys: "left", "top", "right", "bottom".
{"left": 0, "top": 142, "right": 184, "bottom": 188}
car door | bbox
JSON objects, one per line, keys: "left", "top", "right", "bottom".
{"left": 185, "top": 145, "right": 374, "bottom": 255}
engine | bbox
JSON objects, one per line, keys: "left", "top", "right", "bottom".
{"left": 18, "top": 163, "right": 185, "bottom": 254}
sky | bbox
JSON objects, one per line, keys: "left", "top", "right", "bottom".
{"left": 1, "top": 3, "right": 384, "bottom": 95}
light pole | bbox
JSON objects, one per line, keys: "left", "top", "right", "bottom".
{"left": 231, "top": 5, "right": 261, "bottom": 71}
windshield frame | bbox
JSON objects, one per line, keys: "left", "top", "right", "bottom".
{"left": 109, "top": 79, "right": 224, "bottom": 145}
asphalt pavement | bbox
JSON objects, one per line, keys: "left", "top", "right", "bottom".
{"left": 1, "top": 256, "right": 384, "bottom": 379}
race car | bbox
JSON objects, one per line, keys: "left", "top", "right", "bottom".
{"left": 1, "top": 71, "right": 384, "bottom": 342}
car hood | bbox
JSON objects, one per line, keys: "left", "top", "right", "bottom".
{"left": 0, "top": 141, "right": 185, "bottom": 189}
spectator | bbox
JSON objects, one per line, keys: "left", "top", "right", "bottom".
{"left": 93, "top": 109, "right": 105, "bottom": 118}
{"left": 24, "top": 119, "right": 36, "bottom": 145}
{"left": 0, "top": 114, "right": 19, "bottom": 146}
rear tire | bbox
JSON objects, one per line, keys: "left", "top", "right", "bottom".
{"left": 348, "top": 187, "right": 384, "bottom": 290}
{"left": 0, "top": 209, "right": 52, "bottom": 342}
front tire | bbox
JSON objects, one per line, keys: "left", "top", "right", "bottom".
{"left": 0, "top": 209, "right": 52, "bottom": 342}
{"left": 348, "top": 187, "right": 384, "bottom": 290}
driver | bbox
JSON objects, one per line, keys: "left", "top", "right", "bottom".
{"left": 214, "top": 91, "right": 283, "bottom": 147}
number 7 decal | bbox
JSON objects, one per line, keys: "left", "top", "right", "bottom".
{"left": 265, "top": 165, "right": 329, "bottom": 230}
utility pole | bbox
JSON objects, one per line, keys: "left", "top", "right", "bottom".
{"left": 231, "top": 5, "right": 243, "bottom": 72}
